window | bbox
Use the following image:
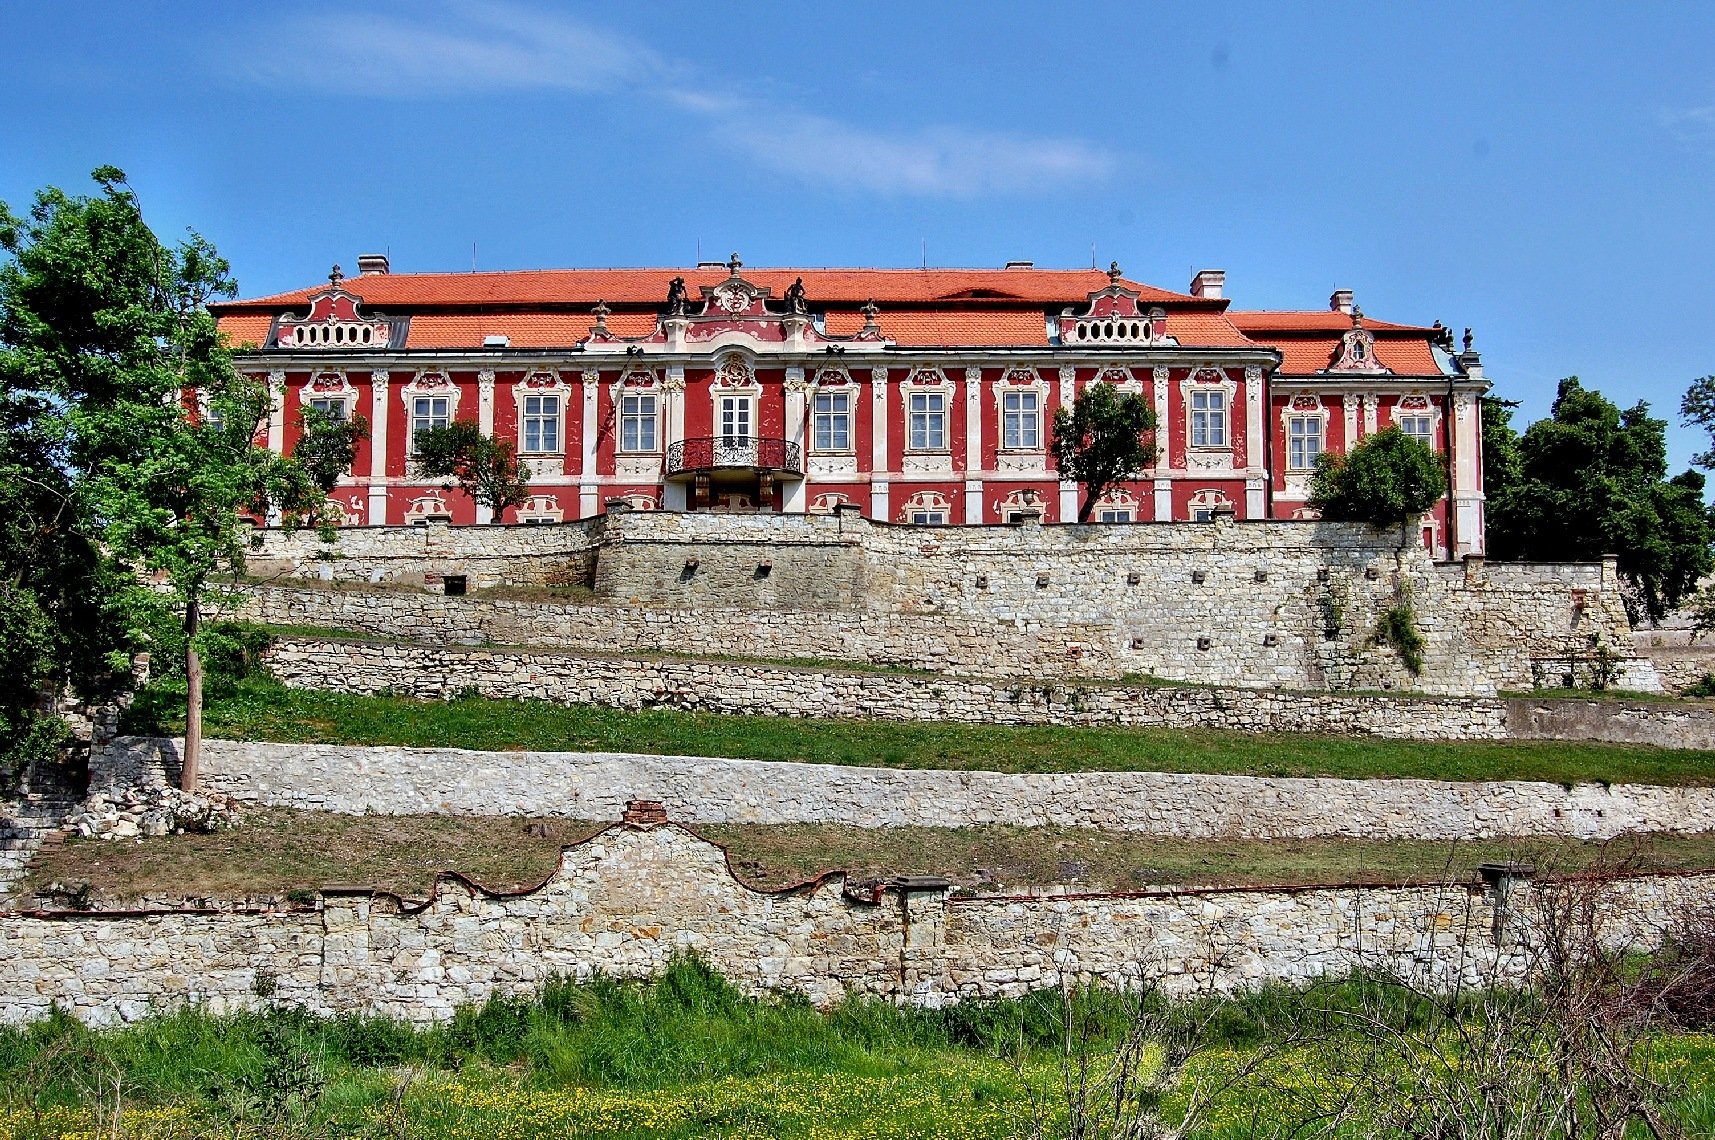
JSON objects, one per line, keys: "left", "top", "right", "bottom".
{"left": 812, "top": 390, "right": 851, "bottom": 452}
{"left": 719, "top": 395, "right": 753, "bottom": 447}
{"left": 521, "top": 394, "right": 561, "bottom": 454}
{"left": 308, "top": 397, "right": 349, "bottom": 422}
{"left": 620, "top": 392, "right": 658, "bottom": 453}
{"left": 910, "top": 510, "right": 948, "bottom": 525}
{"left": 1287, "top": 416, "right": 1323, "bottom": 471}
{"left": 1002, "top": 390, "right": 1040, "bottom": 450}
{"left": 1097, "top": 508, "right": 1134, "bottom": 523}
{"left": 1397, "top": 414, "right": 1434, "bottom": 446}
{"left": 411, "top": 396, "right": 451, "bottom": 447}
{"left": 908, "top": 391, "right": 946, "bottom": 450}
{"left": 1191, "top": 390, "right": 1227, "bottom": 448}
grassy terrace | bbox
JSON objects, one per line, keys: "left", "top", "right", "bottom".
{"left": 24, "top": 808, "right": 1715, "bottom": 903}
{"left": 129, "top": 679, "right": 1715, "bottom": 787}
{"left": 2, "top": 962, "right": 1712, "bottom": 1140}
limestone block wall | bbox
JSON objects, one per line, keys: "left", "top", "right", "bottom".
{"left": 236, "top": 585, "right": 1101, "bottom": 679}
{"left": 4, "top": 816, "right": 1710, "bottom": 1026}
{"left": 255, "top": 635, "right": 1715, "bottom": 748}
{"left": 1445, "top": 559, "right": 1642, "bottom": 691}
{"left": 257, "top": 636, "right": 1514, "bottom": 738}
{"left": 243, "top": 519, "right": 599, "bottom": 591}
{"left": 1633, "top": 629, "right": 1715, "bottom": 695}
{"left": 239, "top": 512, "right": 1655, "bottom": 696}
{"left": 96, "top": 737, "right": 1715, "bottom": 841}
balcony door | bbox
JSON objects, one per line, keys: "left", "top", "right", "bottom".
{"left": 718, "top": 394, "right": 755, "bottom": 463}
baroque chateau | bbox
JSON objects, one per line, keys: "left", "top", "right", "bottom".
{"left": 212, "top": 255, "right": 1490, "bottom": 558}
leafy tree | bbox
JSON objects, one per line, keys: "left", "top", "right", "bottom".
{"left": 1680, "top": 374, "right": 1715, "bottom": 469}
{"left": 1486, "top": 376, "right": 1713, "bottom": 624}
{"left": 0, "top": 167, "right": 323, "bottom": 790}
{"left": 1308, "top": 425, "right": 1447, "bottom": 534}
{"left": 412, "top": 420, "right": 531, "bottom": 518}
{"left": 1049, "top": 381, "right": 1157, "bottom": 522}
{"left": 293, "top": 404, "right": 367, "bottom": 495}
{"left": 1479, "top": 396, "right": 1525, "bottom": 516}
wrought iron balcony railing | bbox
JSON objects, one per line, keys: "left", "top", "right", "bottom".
{"left": 665, "top": 436, "right": 803, "bottom": 476}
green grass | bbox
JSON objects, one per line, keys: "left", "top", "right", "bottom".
{"left": 2, "top": 959, "right": 1711, "bottom": 1139}
{"left": 129, "top": 677, "right": 1715, "bottom": 786}
{"left": 26, "top": 808, "right": 1715, "bottom": 903}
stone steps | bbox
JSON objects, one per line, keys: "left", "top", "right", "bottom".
{"left": 0, "top": 794, "right": 79, "bottom": 907}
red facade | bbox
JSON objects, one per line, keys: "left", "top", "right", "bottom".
{"left": 213, "top": 258, "right": 1491, "bottom": 557}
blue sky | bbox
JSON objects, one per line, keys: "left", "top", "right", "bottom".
{"left": 3, "top": 1, "right": 1713, "bottom": 468}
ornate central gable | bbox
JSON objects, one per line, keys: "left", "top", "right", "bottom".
{"left": 1323, "top": 309, "right": 1392, "bottom": 375}
{"left": 273, "top": 266, "right": 405, "bottom": 350}
{"left": 1060, "top": 262, "right": 1176, "bottom": 347}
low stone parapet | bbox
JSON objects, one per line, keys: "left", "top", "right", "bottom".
{"left": 96, "top": 737, "right": 1715, "bottom": 841}
{"left": 4, "top": 805, "right": 1710, "bottom": 1026}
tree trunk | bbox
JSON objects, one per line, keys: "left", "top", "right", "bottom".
{"left": 181, "top": 595, "right": 202, "bottom": 794}
{"left": 1078, "top": 484, "right": 1100, "bottom": 523}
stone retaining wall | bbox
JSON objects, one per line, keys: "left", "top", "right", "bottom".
{"left": 259, "top": 636, "right": 1513, "bottom": 738}
{"left": 95, "top": 737, "right": 1715, "bottom": 841}
{"left": 257, "top": 635, "right": 1715, "bottom": 748}
{"left": 238, "top": 511, "right": 1653, "bottom": 696}
{"left": 4, "top": 813, "right": 1709, "bottom": 1026}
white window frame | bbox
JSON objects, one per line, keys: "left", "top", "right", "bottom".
{"left": 908, "top": 390, "right": 948, "bottom": 452}
{"left": 1287, "top": 415, "right": 1324, "bottom": 471}
{"left": 1396, "top": 413, "right": 1435, "bottom": 447}
{"left": 910, "top": 510, "right": 949, "bottom": 525}
{"left": 620, "top": 391, "right": 659, "bottom": 454}
{"left": 718, "top": 393, "right": 754, "bottom": 448}
{"left": 1190, "top": 389, "right": 1227, "bottom": 449}
{"left": 306, "top": 396, "right": 350, "bottom": 422}
{"left": 1001, "top": 389, "right": 1041, "bottom": 451}
{"left": 811, "top": 389, "right": 853, "bottom": 453}
{"left": 521, "top": 393, "right": 562, "bottom": 455}
{"left": 410, "top": 394, "right": 452, "bottom": 451}
{"left": 1097, "top": 508, "right": 1134, "bottom": 523}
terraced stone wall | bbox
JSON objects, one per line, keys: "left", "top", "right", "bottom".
{"left": 94, "top": 737, "right": 1715, "bottom": 841}
{"left": 4, "top": 817, "right": 1709, "bottom": 1027}
{"left": 238, "top": 511, "right": 1652, "bottom": 696}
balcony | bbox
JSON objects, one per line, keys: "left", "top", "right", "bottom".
{"left": 665, "top": 436, "right": 803, "bottom": 478}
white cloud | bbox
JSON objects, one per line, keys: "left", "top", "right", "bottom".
{"left": 224, "top": 1, "right": 1116, "bottom": 197}
{"left": 233, "top": 1, "right": 665, "bottom": 95}
{"left": 705, "top": 109, "right": 1115, "bottom": 197}
{"left": 1662, "top": 104, "right": 1715, "bottom": 147}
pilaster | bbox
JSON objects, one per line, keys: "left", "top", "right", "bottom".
{"left": 1058, "top": 365, "right": 1079, "bottom": 522}
{"left": 476, "top": 369, "right": 496, "bottom": 523}
{"left": 783, "top": 366, "right": 808, "bottom": 515}
{"left": 266, "top": 370, "right": 286, "bottom": 525}
{"left": 580, "top": 369, "right": 600, "bottom": 520}
{"left": 1152, "top": 366, "right": 1172, "bottom": 522}
{"left": 964, "top": 366, "right": 983, "bottom": 523}
{"left": 870, "top": 367, "right": 890, "bottom": 519}
{"left": 367, "top": 371, "right": 390, "bottom": 525}
{"left": 1244, "top": 365, "right": 1265, "bottom": 518}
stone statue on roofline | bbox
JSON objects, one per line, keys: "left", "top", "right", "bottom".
{"left": 665, "top": 276, "right": 688, "bottom": 317}
{"left": 783, "top": 276, "right": 808, "bottom": 315}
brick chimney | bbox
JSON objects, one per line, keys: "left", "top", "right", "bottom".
{"left": 1329, "top": 289, "right": 1354, "bottom": 314}
{"left": 357, "top": 253, "right": 391, "bottom": 276}
{"left": 1188, "top": 269, "right": 1225, "bottom": 299}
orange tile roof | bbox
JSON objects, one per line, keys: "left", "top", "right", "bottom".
{"left": 218, "top": 266, "right": 1201, "bottom": 311}
{"left": 215, "top": 313, "right": 274, "bottom": 348}
{"left": 1266, "top": 336, "right": 1442, "bottom": 375}
{"left": 824, "top": 309, "right": 1050, "bottom": 346}
{"left": 1229, "top": 311, "right": 1432, "bottom": 333}
{"left": 1231, "top": 311, "right": 1444, "bottom": 375}
{"left": 403, "top": 313, "right": 634, "bottom": 348}
{"left": 1161, "top": 311, "right": 1255, "bottom": 348}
